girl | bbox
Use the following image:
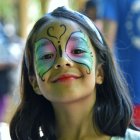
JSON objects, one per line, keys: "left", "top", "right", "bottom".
{"left": 10, "top": 7, "right": 140, "bottom": 140}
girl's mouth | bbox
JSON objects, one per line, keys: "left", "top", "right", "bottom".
{"left": 51, "top": 74, "right": 82, "bottom": 83}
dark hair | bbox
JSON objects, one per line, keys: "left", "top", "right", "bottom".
{"left": 10, "top": 7, "right": 133, "bottom": 140}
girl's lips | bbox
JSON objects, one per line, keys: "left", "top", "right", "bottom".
{"left": 51, "top": 74, "right": 82, "bottom": 83}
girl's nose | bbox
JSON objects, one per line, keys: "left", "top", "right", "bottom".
{"left": 54, "top": 56, "right": 73, "bottom": 69}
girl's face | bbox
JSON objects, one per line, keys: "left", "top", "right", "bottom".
{"left": 33, "top": 18, "right": 101, "bottom": 104}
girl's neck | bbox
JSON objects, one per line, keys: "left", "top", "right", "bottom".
{"left": 51, "top": 92, "right": 110, "bottom": 140}
{"left": 53, "top": 92, "right": 95, "bottom": 123}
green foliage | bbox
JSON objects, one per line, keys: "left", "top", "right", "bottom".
{"left": 0, "top": 0, "right": 16, "bottom": 22}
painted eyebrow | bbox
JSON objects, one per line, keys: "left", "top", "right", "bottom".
{"left": 68, "top": 30, "right": 88, "bottom": 43}
{"left": 35, "top": 38, "right": 54, "bottom": 52}
{"left": 65, "top": 31, "right": 89, "bottom": 52}
{"left": 69, "top": 36, "right": 87, "bottom": 42}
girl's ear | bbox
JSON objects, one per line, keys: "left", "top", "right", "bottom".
{"left": 95, "top": 64, "right": 104, "bottom": 85}
{"left": 29, "top": 76, "right": 42, "bottom": 95}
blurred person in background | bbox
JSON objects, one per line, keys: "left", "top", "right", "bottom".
{"left": 83, "top": 0, "right": 97, "bottom": 21}
{"left": 0, "top": 21, "right": 23, "bottom": 123}
{"left": 97, "top": 0, "right": 140, "bottom": 127}
{"left": 82, "top": 0, "right": 103, "bottom": 33}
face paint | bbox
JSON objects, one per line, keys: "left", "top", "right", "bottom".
{"left": 66, "top": 31, "right": 93, "bottom": 73}
{"left": 47, "top": 24, "right": 66, "bottom": 40}
{"left": 34, "top": 23, "right": 94, "bottom": 81}
{"left": 46, "top": 24, "right": 66, "bottom": 57}
{"left": 35, "top": 39, "right": 57, "bottom": 80}
{"left": 34, "top": 24, "right": 67, "bottom": 81}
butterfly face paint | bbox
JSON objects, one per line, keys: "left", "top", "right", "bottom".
{"left": 34, "top": 20, "right": 94, "bottom": 81}
{"left": 66, "top": 31, "right": 93, "bottom": 74}
{"left": 35, "top": 39, "right": 57, "bottom": 81}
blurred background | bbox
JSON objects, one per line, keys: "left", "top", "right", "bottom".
{"left": 0, "top": 0, "right": 88, "bottom": 40}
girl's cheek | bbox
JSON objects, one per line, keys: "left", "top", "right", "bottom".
{"left": 35, "top": 56, "right": 56, "bottom": 81}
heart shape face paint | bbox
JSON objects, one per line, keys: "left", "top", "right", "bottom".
{"left": 47, "top": 24, "right": 66, "bottom": 41}
{"left": 34, "top": 21, "right": 94, "bottom": 81}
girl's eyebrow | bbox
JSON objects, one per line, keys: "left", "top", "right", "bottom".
{"left": 35, "top": 39, "right": 52, "bottom": 52}
{"left": 35, "top": 39, "right": 51, "bottom": 46}
{"left": 68, "top": 30, "right": 88, "bottom": 43}
{"left": 69, "top": 36, "right": 87, "bottom": 43}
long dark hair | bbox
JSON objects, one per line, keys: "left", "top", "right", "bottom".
{"left": 10, "top": 7, "right": 133, "bottom": 140}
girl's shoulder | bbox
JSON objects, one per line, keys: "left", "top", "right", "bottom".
{"left": 111, "top": 128, "right": 140, "bottom": 140}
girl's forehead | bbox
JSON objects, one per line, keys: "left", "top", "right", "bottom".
{"left": 35, "top": 18, "right": 89, "bottom": 40}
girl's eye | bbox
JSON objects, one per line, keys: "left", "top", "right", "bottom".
{"left": 72, "top": 49, "right": 86, "bottom": 54}
{"left": 41, "top": 54, "right": 54, "bottom": 60}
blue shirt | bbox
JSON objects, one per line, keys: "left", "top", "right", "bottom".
{"left": 97, "top": 0, "right": 140, "bottom": 105}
